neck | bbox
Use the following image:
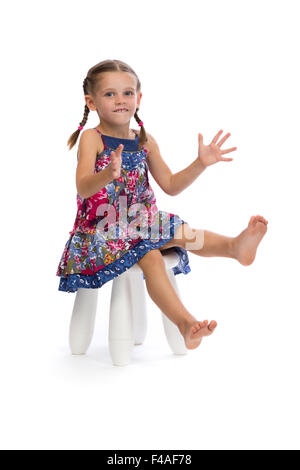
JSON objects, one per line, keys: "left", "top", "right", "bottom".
{"left": 97, "top": 122, "right": 134, "bottom": 139}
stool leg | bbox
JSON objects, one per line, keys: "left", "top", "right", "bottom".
{"left": 161, "top": 270, "right": 187, "bottom": 355}
{"left": 129, "top": 272, "right": 147, "bottom": 345}
{"left": 69, "top": 288, "right": 98, "bottom": 355}
{"left": 109, "top": 272, "right": 134, "bottom": 366}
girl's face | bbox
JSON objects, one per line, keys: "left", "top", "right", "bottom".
{"left": 85, "top": 71, "right": 142, "bottom": 125}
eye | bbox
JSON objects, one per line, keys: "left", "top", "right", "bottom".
{"left": 105, "top": 91, "right": 134, "bottom": 97}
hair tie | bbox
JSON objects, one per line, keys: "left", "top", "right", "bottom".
{"left": 138, "top": 121, "right": 143, "bottom": 127}
{"left": 78, "top": 125, "right": 83, "bottom": 131}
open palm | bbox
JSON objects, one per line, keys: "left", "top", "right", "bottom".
{"left": 198, "top": 130, "right": 237, "bottom": 168}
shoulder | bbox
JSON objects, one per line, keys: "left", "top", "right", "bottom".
{"left": 134, "top": 129, "right": 156, "bottom": 154}
{"left": 79, "top": 127, "right": 104, "bottom": 157}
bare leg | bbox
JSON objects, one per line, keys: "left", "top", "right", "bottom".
{"left": 193, "top": 230, "right": 235, "bottom": 258}
{"left": 160, "top": 215, "right": 268, "bottom": 265}
{"left": 137, "top": 250, "right": 217, "bottom": 350}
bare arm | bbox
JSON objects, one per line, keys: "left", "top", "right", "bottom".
{"left": 144, "top": 134, "right": 173, "bottom": 195}
{"left": 78, "top": 168, "right": 113, "bottom": 199}
{"left": 146, "top": 133, "right": 206, "bottom": 196}
{"left": 168, "top": 158, "right": 207, "bottom": 196}
{"left": 76, "top": 130, "right": 123, "bottom": 199}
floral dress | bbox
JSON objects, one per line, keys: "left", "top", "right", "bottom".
{"left": 56, "top": 128, "right": 191, "bottom": 293}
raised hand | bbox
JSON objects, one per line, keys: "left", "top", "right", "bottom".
{"left": 197, "top": 130, "right": 237, "bottom": 168}
{"left": 108, "top": 144, "right": 123, "bottom": 180}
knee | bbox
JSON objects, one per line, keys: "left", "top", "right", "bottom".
{"left": 137, "top": 249, "right": 164, "bottom": 271}
{"left": 177, "top": 224, "right": 205, "bottom": 250}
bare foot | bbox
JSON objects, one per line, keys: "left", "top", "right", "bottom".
{"left": 234, "top": 215, "right": 268, "bottom": 266}
{"left": 178, "top": 319, "right": 217, "bottom": 350}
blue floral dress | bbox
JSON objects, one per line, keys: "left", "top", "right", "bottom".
{"left": 56, "top": 128, "right": 191, "bottom": 293}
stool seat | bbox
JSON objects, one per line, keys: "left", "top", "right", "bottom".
{"left": 69, "top": 250, "right": 187, "bottom": 366}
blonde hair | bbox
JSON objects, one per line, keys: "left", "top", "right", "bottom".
{"left": 67, "top": 59, "right": 147, "bottom": 151}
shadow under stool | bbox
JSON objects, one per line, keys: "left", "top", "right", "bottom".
{"left": 69, "top": 251, "right": 187, "bottom": 366}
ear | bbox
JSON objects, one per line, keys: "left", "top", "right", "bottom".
{"left": 137, "top": 92, "right": 142, "bottom": 108}
{"left": 84, "top": 94, "right": 97, "bottom": 111}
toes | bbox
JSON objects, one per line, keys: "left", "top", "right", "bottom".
{"left": 191, "top": 320, "right": 217, "bottom": 336}
{"left": 208, "top": 320, "right": 217, "bottom": 331}
{"left": 250, "top": 215, "right": 269, "bottom": 227}
{"left": 255, "top": 215, "right": 268, "bottom": 225}
{"left": 192, "top": 323, "right": 201, "bottom": 333}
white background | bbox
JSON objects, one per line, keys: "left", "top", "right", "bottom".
{"left": 1, "top": 0, "right": 299, "bottom": 450}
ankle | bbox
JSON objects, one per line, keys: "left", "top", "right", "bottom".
{"left": 177, "top": 313, "right": 196, "bottom": 329}
{"left": 228, "top": 237, "right": 238, "bottom": 259}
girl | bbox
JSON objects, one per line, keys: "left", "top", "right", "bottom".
{"left": 56, "top": 59, "right": 268, "bottom": 350}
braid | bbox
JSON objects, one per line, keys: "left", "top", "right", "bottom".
{"left": 67, "top": 77, "right": 90, "bottom": 151}
{"left": 134, "top": 108, "right": 148, "bottom": 151}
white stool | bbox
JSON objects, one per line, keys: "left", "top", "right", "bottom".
{"left": 69, "top": 251, "right": 187, "bottom": 366}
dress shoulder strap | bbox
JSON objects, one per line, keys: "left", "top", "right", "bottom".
{"left": 94, "top": 127, "right": 103, "bottom": 136}
{"left": 94, "top": 127, "right": 107, "bottom": 149}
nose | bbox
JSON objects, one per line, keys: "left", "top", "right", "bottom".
{"left": 115, "top": 94, "right": 126, "bottom": 104}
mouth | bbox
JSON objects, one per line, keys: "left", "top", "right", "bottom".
{"left": 114, "top": 108, "right": 128, "bottom": 113}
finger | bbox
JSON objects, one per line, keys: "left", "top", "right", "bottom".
{"left": 221, "top": 147, "right": 237, "bottom": 154}
{"left": 111, "top": 149, "right": 121, "bottom": 157}
{"left": 217, "top": 133, "right": 231, "bottom": 147}
{"left": 211, "top": 129, "right": 223, "bottom": 144}
{"left": 111, "top": 152, "right": 120, "bottom": 161}
{"left": 221, "top": 157, "right": 233, "bottom": 162}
